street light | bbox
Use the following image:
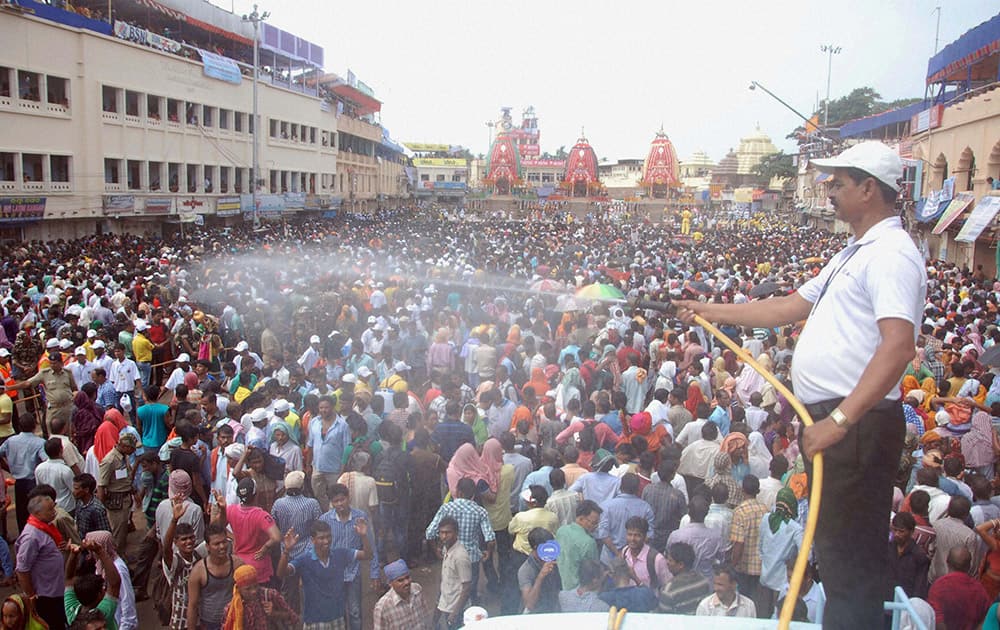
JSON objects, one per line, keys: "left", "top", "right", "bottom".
{"left": 748, "top": 81, "right": 829, "bottom": 140}
{"left": 820, "top": 44, "right": 842, "bottom": 127}
{"left": 242, "top": 4, "right": 270, "bottom": 228}
{"left": 485, "top": 121, "right": 495, "bottom": 152}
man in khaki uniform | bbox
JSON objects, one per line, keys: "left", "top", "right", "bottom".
{"left": 9, "top": 351, "right": 77, "bottom": 437}
{"left": 97, "top": 432, "right": 138, "bottom": 551}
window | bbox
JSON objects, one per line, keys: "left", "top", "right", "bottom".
{"left": 234, "top": 111, "right": 243, "bottom": 133}
{"left": 148, "top": 162, "right": 162, "bottom": 190}
{"left": 0, "top": 67, "right": 10, "bottom": 97}
{"left": 50, "top": 156, "right": 70, "bottom": 182}
{"left": 420, "top": 174, "right": 429, "bottom": 182}
{"left": 102, "top": 86, "right": 119, "bottom": 113}
{"left": 18, "top": 71, "right": 40, "bottom": 101}
{"left": 269, "top": 170, "right": 278, "bottom": 193}
{"left": 46, "top": 76, "right": 68, "bottom": 107}
{"left": 167, "top": 99, "right": 181, "bottom": 122}
{"left": 0, "top": 153, "right": 14, "bottom": 181}
{"left": 125, "top": 91, "right": 140, "bottom": 117}
{"left": 186, "top": 164, "right": 198, "bottom": 192}
{"left": 310, "top": 127, "right": 317, "bottom": 144}
{"left": 104, "top": 158, "right": 120, "bottom": 184}
{"left": 127, "top": 160, "right": 141, "bottom": 190}
{"left": 147, "top": 95, "right": 161, "bottom": 120}
{"left": 290, "top": 123, "right": 299, "bottom": 141}
{"left": 280, "top": 121, "right": 288, "bottom": 140}
{"left": 202, "top": 105, "right": 214, "bottom": 127}
{"left": 21, "top": 154, "right": 43, "bottom": 181}
{"left": 452, "top": 175, "right": 462, "bottom": 182}
{"left": 185, "top": 103, "right": 199, "bottom": 126}
{"left": 203, "top": 165, "right": 214, "bottom": 192}
{"left": 436, "top": 174, "right": 445, "bottom": 182}
{"left": 168, "top": 163, "right": 180, "bottom": 192}
{"left": 269, "top": 118, "right": 278, "bottom": 138}
{"left": 248, "top": 113, "right": 254, "bottom": 135}
{"left": 219, "top": 167, "right": 229, "bottom": 193}
{"left": 219, "top": 109, "right": 229, "bottom": 130}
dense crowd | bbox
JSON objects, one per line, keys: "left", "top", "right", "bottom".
{"left": 0, "top": 205, "right": 998, "bottom": 630}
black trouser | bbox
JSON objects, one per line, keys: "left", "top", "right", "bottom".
{"left": 14, "top": 478, "right": 35, "bottom": 535}
{"left": 129, "top": 533, "right": 159, "bottom": 595}
{"left": 36, "top": 595, "right": 66, "bottom": 630}
{"left": 803, "top": 397, "right": 904, "bottom": 630}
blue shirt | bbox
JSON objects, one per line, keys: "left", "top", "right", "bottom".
{"left": 596, "top": 493, "right": 655, "bottom": 563}
{"left": 308, "top": 416, "right": 350, "bottom": 474}
{"left": 0, "top": 432, "right": 46, "bottom": 479}
{"left": 318, "top": 508, "right": 379, "bottom": 581}
{"left": 272, "top": 494, "right": 322, "bottom": 559}
{"left": 136, "top": 402, "right": 169, "bottom": 449}
{"left": 569, "top": 471, "right": 621, "bottom": 505}
{"left": 708, "top": 406, "right": 731, "bottom": 436}
{"left": 600, "top": 412, "right": 623, "bottom": 435}
{"left": 96, "top": 381, "right": 118, "bottom": 411}
{"left": 520, "top": 466, "right": 554, "bottom": 511}
{"left": 430, "top": 420, "right": 475, "bottom": 463}
{"left": 290, "top": 547, "right": 356, "bottom": 623}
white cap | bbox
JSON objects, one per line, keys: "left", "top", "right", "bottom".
{"left": 367, "top": 316, "right": 377, "bottom": 324}
{"left": 342, "top": 374, "right": 357, "bottom": 384}
{"left": 45, "top": 338, "right": 59, "bottom": 349}
{"left": 235, "top": 341, "right": 249, "bottom": 352}
{"left": 273, "top": 399, "right": 290, "bottom": 413}
{"left": 357, "top": 366, "right": 373, "bottom": 378}
{"left": 250, "top": 408, "right": 269, "bottom": 423}
{"left": 134, "top": 319, "right": 148, "bottom": 331}
{"left": 811, "top": 141, "right": 904, "bottom": 192}
{"left": 74, "top": 347, "right": 87, "bottom": 356}
{"left": 59, "top": 338, "right": 73, "bottom": 350}
{"left": 309, "top": 335, "right": 321, "bottom": 344}
{"left": 86, "top": 329, "right": 97, "bottom": 339}
{"left": 176, "top": 353, "right": 191, "bottom": 363}
{"left": 92, "top": 340, "right": 106, "bottom": 349}
{"left": 0, "top": 348, "right": 10, "bottom": 358}
{"left": 393, "top": 361, "right": 411, "bottom": 372}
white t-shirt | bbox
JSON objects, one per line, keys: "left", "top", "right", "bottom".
{"left": 793, "top": 217, "right": 925, "bottom": 404}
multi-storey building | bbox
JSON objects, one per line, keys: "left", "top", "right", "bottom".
{"left": 0, "top": 0, "right": 407, "bottom": 241}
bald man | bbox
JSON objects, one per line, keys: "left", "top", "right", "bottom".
{"left": 927, "top": 547, "right": 991, "bottom": 630}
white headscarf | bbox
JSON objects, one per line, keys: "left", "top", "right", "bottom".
{"left": 899, "top": 597, "right": 936, "bottom": 630}
{"left": 748, "top": 431, "right": 773, "bottom": 479}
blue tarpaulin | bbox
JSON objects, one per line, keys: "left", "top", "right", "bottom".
{"left": 839, "top": 101, "right": 926, "bottom": 138}
{"left": 927, "top": 13, "right": 1000, "bottom": 84}
{"left": 13, "top": 0, "right": 113, "bottom": 35}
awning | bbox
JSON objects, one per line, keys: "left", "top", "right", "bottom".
{"left": 955, "top": 196, "right": 1000, "bottom": 242}
{"left": 839, "top": 102, "right": 926, "bottom": 138}
{"left": 135, "top": 0, "right": 185, "bottom": 21}
{"left": 329, "top": 83, "right": 381, "bottom": 116}
{"left": 185, "top": 15, "right": 252, "bottom": 46}
{"left": 927, "top": 12, "right": 1000, "bottom": 84}
{"left": 931, "top": 192, "right": 977, "bottom": 234}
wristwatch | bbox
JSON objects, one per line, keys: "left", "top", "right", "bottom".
{"left": 830, "top": 407, "right": 849, "bottom": 427}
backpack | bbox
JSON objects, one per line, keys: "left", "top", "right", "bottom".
{"left": 373, "top": 448, "right": 402, "bottom": 505}
{"left": 646, "top": 548, "right": 663, "bottom": 591}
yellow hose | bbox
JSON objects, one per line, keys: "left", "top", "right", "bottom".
{"left": 693, "top": 315, "right": 821, "bottom": 630}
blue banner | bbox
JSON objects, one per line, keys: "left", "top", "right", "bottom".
{"left": 200, "top": 50, "right": 242, "bottom": 85}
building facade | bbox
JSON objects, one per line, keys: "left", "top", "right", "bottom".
{"left": 0, "top": 0, "right": 406, "bottom": 240}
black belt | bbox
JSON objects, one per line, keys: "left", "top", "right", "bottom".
{"left": 804, "top": 397, "right": 901, "bottom": 420}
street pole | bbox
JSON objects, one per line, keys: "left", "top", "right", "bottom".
{"left": 820, "top": 44, "right": 841, "bottom": 127}
{"left": 243, "top": 5, "right": 269, "bottom": 229}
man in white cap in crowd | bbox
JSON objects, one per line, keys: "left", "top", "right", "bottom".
{"left": 163, "top": 352, "right": 191, "bottom": 397}
{"left": 381, "top": 361, "right": 410, "bottom": 393}
{"left": 297, "top": 335, "right": 322, "bottom": 374}
{"left": 90, "top": 339, "right": 113, "bottom": 375}
{"left": 233, "top": 340, "right": 263, "bottom": 374}
{"left": 67, "top": 346, "right": 94, "bottom": 386}
{"left": 132, "top": 319, "right": 154, "bottom": 388}
{"left": 246, "top": 408, "right": 269, "bottom": 449}
{"left": 677, "top": 140, "right": 924, "bottom": 629}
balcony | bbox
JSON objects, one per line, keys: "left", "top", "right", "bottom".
{"left": 337, "top": 116, "right": 382, "bottom": 142}
{"left": 50, "top": 182, "right": 71, "bottom": 192}
{"left": 104, "top": 183, "right": 123, "bottom": 192}
{"left": 0, "top": 182, "right": 15, "bottom": 192}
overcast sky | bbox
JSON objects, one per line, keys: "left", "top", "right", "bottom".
{"left": 215, "top": 0, "right": 997, "bottom": 163}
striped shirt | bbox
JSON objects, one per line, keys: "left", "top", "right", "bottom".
{"left": 272, "top": 494, "right": 322, "bottom": 559}
{"left": 319, "top": 507, "right": 379, "bottom": 581}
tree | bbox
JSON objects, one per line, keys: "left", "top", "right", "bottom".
{"left": 753, "top": 152, "right": 796, "bottom": 182}
{"left": 787, "top": 86, "right": 924, "bottom": 139}
{"left": 554, "top": 145, "right": 568, "bottom": 160}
